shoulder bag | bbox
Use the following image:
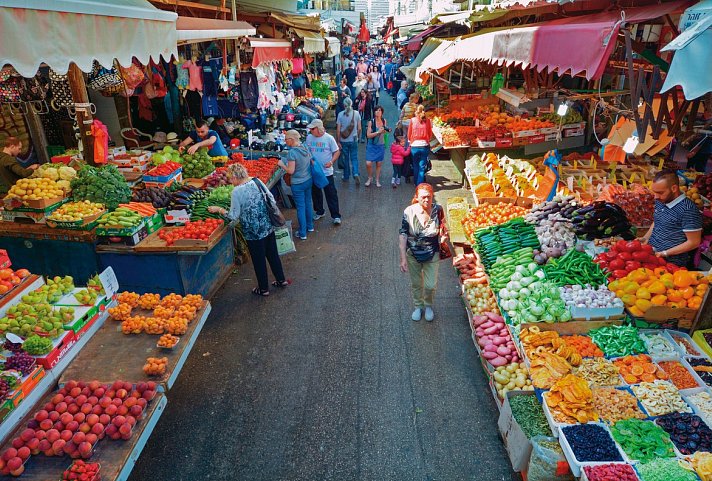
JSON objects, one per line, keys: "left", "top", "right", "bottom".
{"left": 253, "top": 178, "right": 286, "bottom": 227}
{"left": 436, "top": 205, "right": 451, "bottom": 260}
{"left": 340, "top": 111, "right": 356, "bottom": 140}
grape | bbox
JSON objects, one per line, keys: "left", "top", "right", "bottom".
{"left": 6, "top": 352, "right": 35, "bottom": 376}
{"left": 3, "top": 340, "right": 22, "bottom": 353}
{"left": 0, "top": 379, "right": 8, "bottom": 402}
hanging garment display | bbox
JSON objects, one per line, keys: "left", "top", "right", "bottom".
{"left": 291, "top": 58, "right": 304, "bottom": 74}
{"left": 48, "top": 69, "right": 73, "bottom": 109}
{"left": 182, "top": 59, "right": 203, "bottom": 91}
{"left": 175, "top": 60, "right": 190, "bottom": 90}
{"left": 201, "top": 58, "right": 220, "bottom": 117}
{"left": 138, "top": 93, "right": 154, "bottom": 122}
{"left": 150, "top": 63, "right": 168, "bottom": 98}
{"left": 184, "top": 89, "right": 202, "bottom": 121}
{"left": 91, "top": 119, "right": 109, "bottom": 164}
{"left": 239, "top": 71, "right": 258, "bottom": 110}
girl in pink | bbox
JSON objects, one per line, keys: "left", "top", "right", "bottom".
{"left": 390, "top": 135, "right": 410, "bottom": 188}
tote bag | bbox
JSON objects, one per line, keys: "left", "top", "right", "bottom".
{"left": 311, "top": 159, "right": 329, "bottom": 189}
{"left": 253, "top": 178, "right": 286, "bottom": 227}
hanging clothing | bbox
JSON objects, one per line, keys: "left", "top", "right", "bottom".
{"left": 137, "top": 93, "right": 154, "bottom": 122}
{"left": 240, "top": 71, "right": 259, "bottom": 110}
{"left": 201, "top": 58, "right": 221, "bottom": 97}
{"left": 91, "top": 120, "right": 109, "bottom": 164}
{"left": 175, "top": 61, "right": 190, "bottom": 90}
{"left": 182, "top": 60, "right": 203, "bottom": 91}
{"left": 184, "top": 89, "right": 202, "bottom": 121}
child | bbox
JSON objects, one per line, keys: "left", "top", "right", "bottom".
{"left": 390, "top": 135, "right": 411, "bottom": 188}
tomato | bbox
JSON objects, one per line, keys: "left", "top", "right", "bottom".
{"left": 632, "top": 251, "right": 649, "bottom": 262}
{"left": 615, "top": 240, "right": 628, "bottom": 252}
{"left": 658, "top": 256, "right": 667, "bottom": 266}
{"left": 625, "top": 261, "right": 641, "bottom": 271}
{"left": 613, "top": 269, "right": 629, "bottom": 279}
{"left": 607, "top": 259, "right": 625, "bottom": 270}
{"left": 619, "top": 251, "right": 632, "bottom": 261}
{"left": 623, "top": 240, "right": 642, "bottom": 253}
{"left": 641, "top": 243, "right": 654, "bottom": 254}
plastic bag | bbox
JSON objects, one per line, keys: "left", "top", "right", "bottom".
{"left": 527, "top": 436, "right": 574, "bottom": 481}
{"left": 275, "top": 220, "right": 296, "bottom": 256}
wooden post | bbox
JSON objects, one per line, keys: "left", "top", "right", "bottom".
{"left": 23, "top": 108, "right": 49, "bottom": 164}
{"left": 66, "top": 63, "right": 94, "bottom": 165}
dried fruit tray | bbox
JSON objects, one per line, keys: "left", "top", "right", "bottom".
{"left": 558, "top": 422, "right": 628, "bottom": 477}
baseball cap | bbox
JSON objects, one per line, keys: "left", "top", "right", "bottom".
{"left": 284, "top": 130, "right": 301, "bottom": 141}
{"left": 306, "top": 119, "right": 324, "bottom": 130}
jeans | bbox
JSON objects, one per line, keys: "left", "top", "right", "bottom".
{"left": 246, "top": 231, "right": 286, "bottom": 292}
{"left": 392, "top": 163, "right": 403, "bottom": 179}
{"left": 340, "top": 141, "right": 359, "bottom": 179}
{"left": 311, "top": 175, "right": 341, "bottom": 219}
{"left": 411, "top": 146, "right": 430, "bottom": 185}
{"left": 360, "top": 117, "right": 369, "bottom": 142}
{"left": 290, "top": 178, "right": 314, "bottom": 237}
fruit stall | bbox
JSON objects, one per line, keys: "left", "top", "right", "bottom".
{"left": 0, "top": 149, "right": 285, "bottom": 298}
{"left": 447, "top": 158, "right": 712, "bottom": 480}
{"left": 0, "top": 250, "right": 218, "bottom": 479}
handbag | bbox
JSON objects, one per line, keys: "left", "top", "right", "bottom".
{"left": 340, "top": 111, "right": 356, "bottom": 140}
{"left": 120, "top": 63, "right": 147, "bottom": 89}
{"left": 49, "top": 69, "right": 73, "bottom": 109}
{"left": 0, "top": 76, "right": 23, "bottom": 103}
{"left": 253, "top": 178, "right": 286, "bottom": 227}
{"left": 20, "top": 76, "right": 48, "bottom": 102}
{"left": 311, "top": 159, "right": 329, "bottom": 189}
{"left": 87, "top": 61, "right": 123, "bottom": 91}
{"left": 436, "top": 205, "right": 452, "bottom": 260}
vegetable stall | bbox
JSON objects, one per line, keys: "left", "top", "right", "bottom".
{"left": 448, "top": 150, "right": 712, "bottom": 481}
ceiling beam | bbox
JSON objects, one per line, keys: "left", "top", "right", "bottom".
{"left": 149, "top": 0, "right": 231, "bottom": 13}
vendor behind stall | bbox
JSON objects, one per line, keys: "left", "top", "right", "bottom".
{"left": 642, "top": 170, "right": 702, "bottom": 267}
{"left": 178, "top": 120, "right": 228, "bottom": 157}
{"left": 0, "top": 137, "right": 38, "bottom": 195}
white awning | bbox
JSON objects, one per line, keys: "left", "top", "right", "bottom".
{"left": 325, "top": 37, "right": 341, "bottom": 58}
{"left": 293, "top": 28, "right": 326, "bottom": 54}
{"left": 176, "top": 17, "right": 256, "bottom": 45}
{"left": 0, "top": 0, "right": 178, "bottom": 77}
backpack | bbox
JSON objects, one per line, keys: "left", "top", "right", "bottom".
{"left": 340, "top": 111, "right": 356, "bottom": 140}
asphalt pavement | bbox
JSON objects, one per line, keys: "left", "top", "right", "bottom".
{"left": 128, "top": 93, "right": 518, "bottom": 481}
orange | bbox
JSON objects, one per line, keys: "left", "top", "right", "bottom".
{"left": 631, "top": 365, "right": 645, "bottom": 376}
{"left": 641, "top": 374, "right": 656, "bottom": 383}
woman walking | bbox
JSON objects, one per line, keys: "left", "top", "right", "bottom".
{"left": 208, "top": 163, "right": 289, "bottom": 297}
{"left": 399, "top": 183, "right": 448, "bottom": 321}
{"left": 365, "top": 105, "right": 388, "bottom": 187}
{"left": 281, "top": 130, "right": 313, "bottom": 240}
{"left": 354, "top": 89, "right": 374, "bottom": 144}
{"left": 367, "top": 66, "right": 380, "bottom": 105}
{"left": 407, "top": 105, "right": 433, "bottom": 185}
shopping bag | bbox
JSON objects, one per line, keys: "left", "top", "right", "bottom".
{"left": 311, "top": 160, "right": 329, "bottom": 189}
{"left": 275, "top": 220, "right": 296, "bottom": 256}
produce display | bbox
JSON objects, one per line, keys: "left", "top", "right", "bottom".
{"left": 472, "top": 312, "right": 520, "bottom": 366}
{"left": 62, "top": 460, "right": 100, "bottom": 481}
{"left": 474, "top": 222, "right": 539, "bottom": 269}
{"left": 6, "top": 352, "right": 36, "bottom": 376}
{"left": 240, "top": 158, "right": 280, "bottom": 185}
{"left": 157, "top": 218, "right": 224, "bottom": 246}
{"left": 673, "top": 333, "right": 704, "bottom": 356}
{"left": 202, "top": 168, "right": 229, "bottom": 188}
{"left": 47, "top": 201, "right": 104, "bottom": 223}
{"left": 0, "top": 303, "right": 69, "bottom": 338}
{"left": 691, "top": 452, "right": 712, "bottom": 481}
{"left": 595, "top": 240, "right": 671, "bottom": 280}
{"left": 573, "top": 358, "right": 621, "bottom": 387}
{"left": 190, "top": 185, "right": 232, "bottom": 221}
{"left": 157, "top": 334, "right": 179, "bottom": 348}
{"left": 582, "top": 464, "right": 639, "bottom": 481}
{"left": 610, "top": 418, "right": 675, "bottom": 461}
{"left": 508, "top": 394, "right": 550, "bottom": 438}
{"left": 545, "top": 374, "right": 598, "bottom": 424}
{"left": 613, "top": 355, "right": 669, "bottom": 384}
{"left": 150, "top": 146, "right": 181, "bottom": 165}
{"left": 5, "top": 178, "right": 65, "bottom": 203}
{"left": 532, "top": 217, "right": 576, "bottom": 264}
{"left": 463, "top": 280, "right": 498, "bottom": 315}
{"left": 598, "top": 183, "right": 655, "bottom": 227}
{"left": 146, "top": 161, "right": 181, "bottom": 178}
{"left": 589, "top": 325, "right": 646, "bottom": 357}
{"left": 492, "top": 362, "right": 533, "bottom": 397}
{"left": 641, "top": 332, "right": 678, "bottom": 357}
{"left": 463, "top": 204, "right": 530, "bottom": 236}
{"left": 560, "top": 285, "right": 623, "bottom": 312}
{"left": 592, "top": 388, "right": 646, "bottom": 424}
{"left": 563, "top": 335, "right": 603, "bottom": 357}
{"left": 693, "top": 173, "right": 712, "bottom": 199}
{"left": 166, "top": 185, "right": 208, "bottom": 214}
{"left": 543, "top": 248, "right": 608, "bottom": 287}
{"left": 95, "top": 207, "right": 143, "bottom": 230}
{"left": 180, "top": 148, "right": 215, "bottom": 179}
{"left": 116, "top": 202, "right": 157, "bottom": 217}
{"left": 570, "top": 202, "right": 633, "bottom": 240}
{"left": 30, "top": 164, "right": 76, "bottom": 193}
{"left": 132, "top": 187, "right": 172, "bottom": 208}
{"left": 143, "top": 357, "right": 167, "bottom": 376}
{"left": 657, "top": 361, "right": 700, "bottom": 390}
{"left": 560, "top": 424, "right": 622, "bottom": 462}
{"left": 636, "top": 458, "right": 699, "bottom": 481}
{"left": 452, "top": 253, "right": 487, "bottom": 284}
{"left": 656, "top": 412, "right": 712, "bottom": 455}
{"left": 688, "top": 358, "right": 712, "bottom": 386}
{"left": 21, "top": 335, "right": 54, "bottom": 355}
{"left": 486, "top": 249, "right": 536, "bottom": 290}
{"left": 687, "top": 391, "right": 712, "bottom": 423}
{"left": 631, "top": 381, "right": 692, "bottom": 416}
{"left": 524, "top": 196, "right": 581, "bottom": 224}
{"left": 498, "top": 263, "right": 569, "bottom": 324}
{"left": 70, "top": 165, "right": 132, "bottom": 210}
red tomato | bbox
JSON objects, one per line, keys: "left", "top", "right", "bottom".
{"left": 624, "top": 240, "right": 642, "bottom": 253}
{"left": 619, "top": 251, "right": 633, "bottom": 261}
{"left": 609, "top": 259, "right": 626, "bottom": 271}
{"left": 625, "top": 261, "right": 642, "bottom": 271}
{"left": 641, "top": 243, "right": 654, "bottom": 254}
{"left": 598, "top": 260, "right": 609, "bottom": 270}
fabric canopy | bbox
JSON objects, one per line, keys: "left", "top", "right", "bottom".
{"left": 407, "top": 24, "right": 447, "bottom": 51}
{"left": 293, "top": 28, "right": 326, "bottom": 54}
{"left": 401, "top": 38, "right": 444, "bottom": 80}
{"left": 248, "top": 38, "right": 292, "bottom": 68}
{"left": 422, "top": 0, "right": 692, "bottom": 82}
{"left": 0, "top": 0, "right": 177, "bottom": 77}
{"left": 325, "top": 37, "right": 341, "bottom": 58}
{"left": 431, "top": 11, "right": 474, "bottom": 25}
{"left": 660, "top": 0, "right": 712, "bottom": 99}
{"left": 176, "top": 17, "right": 256, "bottom": 45}
{"left": 415, "top": 39, "right": 457, "bottom": 82}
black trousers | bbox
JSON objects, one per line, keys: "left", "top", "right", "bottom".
{"left": 311, "top": 175, "right": 341, "bottom": 219}
{"left": 246, "top": 231, "right": 285, "bottom": 291}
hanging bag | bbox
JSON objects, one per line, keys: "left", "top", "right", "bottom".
{"left": 48, "top": 69, "right": 74, "bottom": 109}
{"left": 20, "top": 75, "right": 48, "bottom": 102}
{"left": 87, "top": 61, "right": 123, "bottom": 91}
{"left": 253, "top": 178, "right": 286, "bottom": 227}
{"left": 311, "top": 158, "right": 329, "bottom": 189}
{"left": 0, "top": 76, "right": 23, "bottom": 103}
{"left": 436, "top": 205, "right": 451, "bottom": 261}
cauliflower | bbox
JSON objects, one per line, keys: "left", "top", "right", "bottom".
{"left": 56, "top": 180, "right": 71, "bottom": 192}
{"left": 40, "top": 167, "right": 59, "bottom": 181}
{"left": 58, "top": 166, "right": 76, "bottom": 181}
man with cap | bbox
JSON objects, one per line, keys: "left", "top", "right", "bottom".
{"left": 305, "top": 119, "right": 342, "bottom": 225}
{"left": 178, "top": 120, "right": 228, "bottom": 157}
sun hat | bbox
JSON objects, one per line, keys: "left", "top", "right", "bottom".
{"left": 305, "top": 119, "right": 324, "bottom": 130}
{"left": 284, "top": 130, "right": 301, "bottom": 141}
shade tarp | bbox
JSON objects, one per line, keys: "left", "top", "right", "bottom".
{"left": 401, "top": 37, "right": 444, "bottom": 80}
{"left": 431, "top": 11, "right": 474, "bottom": 25}
{"left": 176, "top": 17, "right": 256, "bottom": 45}
{"left": 660, "top": 1, "right": 712, "bottom": 99}
{"left": 325, "top": 36, "right": 341, "bottom": 57}
{"left": 447, "top": 0, "right": 692, "bottom": 81}
{"left": 407, "top": 24, "right": 447, "bottom": 51}
{"left": 0, "top": 0, "right": 177, "bottom": 77}
{"left": 248, "top": 38, "right": 292, "bottom": 67}
{"left": 269, "top": 12, "right": 321, "bottom": 32}
{"left": 415, "top": 39, "right": 457, "bottom": 82}
{"left": 293, "top": 28, "right": 326, "bottom": 54}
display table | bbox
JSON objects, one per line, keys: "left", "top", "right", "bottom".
{"left": 95, "top": 230, "right": 233, "bottom": 298}
{"left": 60, "top": 302, "right": 212, "bottom": 390}
{"left": 0, "top": 391, "right": 167, "bottom": 481}
{"left": 0, "top": 223, "right": 99, "bottom": 284}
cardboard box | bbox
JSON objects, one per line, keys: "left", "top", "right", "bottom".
{"left": 144, "top": 172, "right": 182, "bottom": 189}
{"left": 95, "top": 220, "right": 145, "bottom": 237}
{"left": 496, "top": 137, "right": 513, "bottom": 148}
{"left": 46, "top": 210, "right": 105, "bottom": 230}
{"left": 144, "top": 210, "right": 165, "bottom": 234}
{"left": 24, "top": 195, "right": 66, "bottom": 210}
{"left": 143, "top": 167, "right": 182, "bottom": 184}
{"left": 33, "top": 331, "right": 77, "bottom": 370}
{"left": 476, "top": 140, "right": 496, "bottom": 149}
{"left": 544, "top": 133, "right": 559, "bottom": 142}
{"left": 115, "top": 163, "right": 150, "bottom": 173}
{"left": 96, "top": 224, "right": 149, "bottom": 246}
{"left": 528, "top": 134, "right": 545, "bottom": 144}
{"left": 498, "top": 391, "right": 538, "bottom": 472}
{"left": 512, "top": 129, "right": 538, "bottom": 138}
{"left": 628, "top": 306, "right": 698, "bottom": 330}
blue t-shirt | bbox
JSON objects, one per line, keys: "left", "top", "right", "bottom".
{"left": 189, "top": 130, "right": 228, "bottom": 157}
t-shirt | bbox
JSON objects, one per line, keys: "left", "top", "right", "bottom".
{"left": 0, "top": 152, "right": 33, "bottom": 195}
{"left": 336, "top": 110, "right": 361, "bottom": 143}
{"left": 286, "top": 144, "right": 312, "bottom": 185}
{"left": 649, "top": 194, "right": 703, "bottom": 267}
{"left": 344, "top": 68, "right": 357, "bottom": 88}
{"left": 305, "top": 133, "right": 339, "bottom": 177}
{"left": 189, "top": 130, "right": 228, "bottom": 157}
{"left": 182, "top": 60, "right": 203, "bottom": 91}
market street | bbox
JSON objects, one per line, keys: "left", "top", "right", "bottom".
{"left": 128, "top": 94, "right": 517, "bottom": 481}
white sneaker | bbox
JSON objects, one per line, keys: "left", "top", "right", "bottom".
{"left": 313, "top": 213, "right": 324, "bottom": 221}
{"left": 333, "top": 217, "right": 342, "bottom": 225}
{"left": 411, "top": 308, "right": 422, "bottom": 321}
{"left": 396, "top": 178, "right": 401, "bottom": 185}
{"left": 424, "top": 307, "right": 434, "bottom": 322}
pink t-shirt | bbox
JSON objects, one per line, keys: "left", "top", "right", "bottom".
{"left": 357, "top": 63, "right": 368, "bottom": 75}
{"left": 182, "top": 60, "right": 203, "bottom": 91}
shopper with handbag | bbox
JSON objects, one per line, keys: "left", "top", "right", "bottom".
{"left": 281, "top": 130, "right": 314, "bottom": 240}
{"left": 336, "top": 98, "right": 362, "bottom": 184}
{"left": 208, "top": 163, "right": 289, "bottom": 297}
{"left": 398, "top": 183, "right": 450, "bottom": 322}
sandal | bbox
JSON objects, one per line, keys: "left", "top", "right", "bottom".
{"left": 252, "top": 287, "right": 270, "bottom": 297}
{"left": 272, "top": 279, "right": 291, "bottom": 288}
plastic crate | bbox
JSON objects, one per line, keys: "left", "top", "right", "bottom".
{"left": 46, "top": 145, "right": 66, "bottom": 157}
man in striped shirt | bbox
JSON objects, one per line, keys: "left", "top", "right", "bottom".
{"left": 642, "top": 170, "right": 702, "bottom": 267}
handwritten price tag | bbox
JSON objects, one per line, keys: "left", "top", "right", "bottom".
{"left": 98, "top": 267, "right": 119, "bottom": 298}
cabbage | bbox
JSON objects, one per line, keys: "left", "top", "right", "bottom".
{"left": 58, "top": 166, "right": 76, "bottom": 180}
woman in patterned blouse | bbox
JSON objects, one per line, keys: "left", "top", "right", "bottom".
{"left": 208, "top": 163, "right": 290, "bottom": 296}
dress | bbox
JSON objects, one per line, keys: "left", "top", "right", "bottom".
{"left": 366, "top": 119, "right": 387, "bottom": 163}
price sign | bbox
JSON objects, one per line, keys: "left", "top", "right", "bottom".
{"left": 98, "top": 267, "right": 119, "bottom": 298}
{"left": 658, "top": 157, "right": 665, "bottom": 170}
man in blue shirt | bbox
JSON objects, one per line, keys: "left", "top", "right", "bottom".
{"left": 178, "top": 120, "right": 228, "bottom": 157}
{"left": 643, "top": 170, "right": 703, "bottom": 267}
